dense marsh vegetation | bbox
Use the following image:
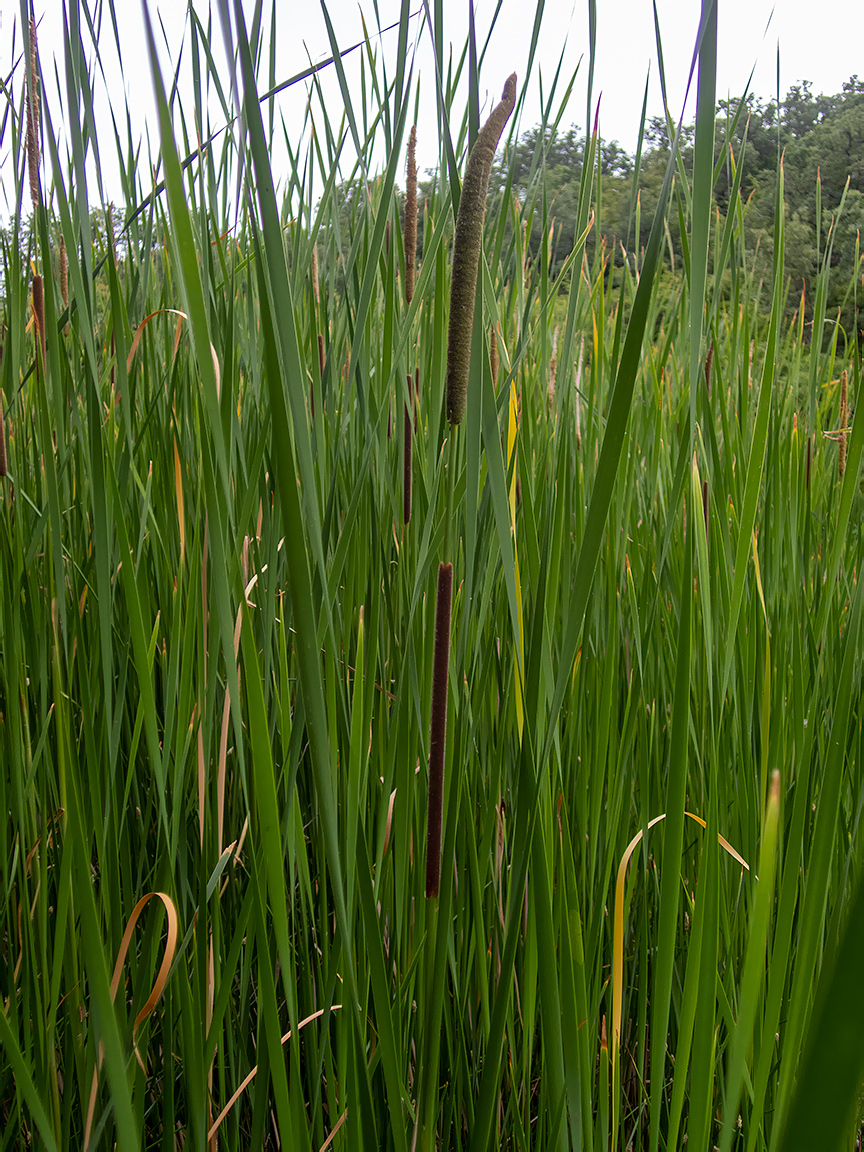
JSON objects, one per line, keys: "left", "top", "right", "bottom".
{"left": 0, "top": 1, "right": 862, "bottom": 1148}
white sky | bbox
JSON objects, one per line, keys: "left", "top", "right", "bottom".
{"left": 1, "top": 0, "right": 862, "bottom": 212}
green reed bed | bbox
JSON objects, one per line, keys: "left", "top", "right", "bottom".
{"left": 0, "top": 0, "right": 862, "bottom": 1148}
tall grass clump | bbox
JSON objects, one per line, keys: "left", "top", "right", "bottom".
{"left": 0, "top": 0, "right": 861, "bottom": 1149}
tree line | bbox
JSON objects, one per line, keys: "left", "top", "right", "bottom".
{"left": 487, "top": 75, "right": 864, "bottom": 340}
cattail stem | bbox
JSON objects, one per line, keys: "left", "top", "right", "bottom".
{"left": 426, "top": 561, "right": 453, "bottom": 899}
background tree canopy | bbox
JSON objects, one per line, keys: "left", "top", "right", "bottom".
{"left": 385, "top": 75, "right": 864, "bottom": 346}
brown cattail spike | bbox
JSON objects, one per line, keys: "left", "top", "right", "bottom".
{"left": 311, "top": 243, "right": 319, "bottom": 307}
{"left": 403, "top": 376, "right": 413, "bottom": 526}
{"left": 839, "top": 369, "right": 848, "bottom": 479}
{"left": 547, "top": 323, "right": 558, "bottom": 409}
{"left": 445, "top": 74, "right": 517, "bottom": 425}
{"left": 59, "top": 236, "right": 68, "bottom": 323}
{"left": 26, "top": 18, "right": 40, "bottom": 210}
{"left": 405, "top": 125, "right": 417, "bottom": 306}
{"left": 32, "top": 275, "right": 45, "bottom": 370}
{"left": 426, "top": 561, "right": 453, "bottom": 898}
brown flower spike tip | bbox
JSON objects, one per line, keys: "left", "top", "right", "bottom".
{"left": 445, "top": 74, "right": 516, "bottom": 425}
{"left": 404, "top": 125, "right": 417, "bottom": 306}
{"left": 32, "top": 276, "right": 45, "bottom": 370}
{"left": 26, "top": 18, "right": 40, "bottom": 211}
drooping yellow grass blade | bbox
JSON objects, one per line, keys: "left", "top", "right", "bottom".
{"left": 84, "top": 893, "right": 179, "bottom": 1146}
{"left": 611, "top": 813, "right": 752, "bottom": 1145}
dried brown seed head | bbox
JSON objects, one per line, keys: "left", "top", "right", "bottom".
{"left": 26, "top": 18, "right": 40, "bottom": 210}
{"left": 311, "top": 243, "right": 319, "bottom": 306}
{"left": 59, "top": 237, "right": 68, "bottom": 311}
{"left": 32, "top": 275, "right": 45, "bottom": 369}
{"left": 405, "top": 125, "right": 417, "bottom": 306}
{"left": 445, "top": 74, "right": 517, "bottom": 425}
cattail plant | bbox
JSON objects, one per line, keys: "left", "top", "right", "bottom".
{"left": 59, "top": 236, "right": 69, "bottom": 334}
{"left": 405, "top": 125, "right": 417, "bottom": 306}
{"left": 426, "top": 76, "right": 516, "bottom": 900}
{"left": 547, "top": 323, "right": 559, "bottom": 409}
{"left": 32, "top": 275, "right": 45, "bottom": 370}
{"left": 311, "top": 242, "right": 319, "bottom": 306}
{"left": 445, "top": 74, "right": 516, "bottom": 424}
{"left": 26, "top": 17, "right": 40, "bottom": 211}
{"left": 489, "top": 324, "right": 498, "bottom": 389}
